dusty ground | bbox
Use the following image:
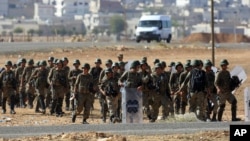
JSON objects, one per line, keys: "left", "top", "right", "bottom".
{"left": 0, "top": 44, "right": 248, "bottom": 140}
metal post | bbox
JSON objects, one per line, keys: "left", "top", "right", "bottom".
{"left": 211, "top": 0, "right": 215, "bottom": 65}
{"left": 234, "top": 11, "right": 237, "bottom": 43}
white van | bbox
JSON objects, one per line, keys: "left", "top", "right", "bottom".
{"left": 135, "top": 15, "right": 172, "bottom": 43}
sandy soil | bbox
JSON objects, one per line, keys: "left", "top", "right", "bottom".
{"left": 0, "top": 44, "right": 248, "bottom": 140}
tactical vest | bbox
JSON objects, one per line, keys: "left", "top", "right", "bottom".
{"left": 16, "top": 67, "right": 25, "bottom": 83}
{"left": 69, "top": 69, "right": 83, "bottom": 86}
{"left": 24, "top": 67, "right": 35, "bottom": 84}
{"left": 51, "top": 69, "right": 67, "bottom": 87}
{"left": 35, "top": 69, "right": 49, "bottom": 88}
{"left": 125, "top": 71, "right": 141, "bottom": 88}
{"left": 1, "top": 70, "right": 16, "bottom": 88}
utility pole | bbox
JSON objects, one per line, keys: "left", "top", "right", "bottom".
{"left": 211, "top": 0, "right": 215, "bottom": 66}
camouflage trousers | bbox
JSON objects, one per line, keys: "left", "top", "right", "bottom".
{"left": 142, "top": 90, "right": 152, "bottom": 117}
{"left": 52, "top": 86, "right": 65, "bottom": 99}
{"left": 218, "top": 91, "right": 236, "bottom": 106}
{"left": 106, "top": 95, "right": 118, "bottom": 117}
{"left": 1, "top": 87, "right": 16, "bottom": 111}
{"left": 207, "top": 93, "right": 219, "bottom": 115}
{"left": 76, "top": 93, "right": 92, "bottom": 120}
{"left": 151, "top": 93, "right": 172, "bottom": 120}
{"left": 189, "top": 91, "right": 206, "bottom": 120}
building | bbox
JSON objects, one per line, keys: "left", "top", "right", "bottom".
{"left": 176, "top": 0, "right": 207, "bottom": 7}
{"left": 52, "top": 0, "right": 90, "bottom": 17}
{"left": 34, "top": 3, "right": 55, "bottom": 21}
{"left": 0, "top": 0, "right": 8, "bottom": 17}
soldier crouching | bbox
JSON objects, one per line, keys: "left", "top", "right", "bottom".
{"left": 72, "top": 63, "right": 94, "bottom": 124}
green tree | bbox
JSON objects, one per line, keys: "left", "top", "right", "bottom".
{"left": 92, "top": 27, "right": 99, "bottom": 36}
{"left": 109, "top": 15, "right": 127, "bottom": 35}
{"left": 13, "top": 27, "right": 24, "bottom": 34}
{"left": 27, "top": 29, "right": 35, "bottom": 36}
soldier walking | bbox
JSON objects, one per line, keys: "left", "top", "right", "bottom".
{"left": 72, "top": 63, "right": 94, "bottom": 124}
{"left": 48, "top": 59, "right": 69, "bottom": 117}
{"left": 0, "top": 61, "right": 17, "bottom": 114}
{"left": 215, "top": 59, "right": 241, "bottom": 121}
{"left": 45, "top": 56, "right": 55, "bottom": 108}
{"left": 15, "top": 58, "right": 26, "bottom": 108}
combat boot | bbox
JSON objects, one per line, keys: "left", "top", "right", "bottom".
{"left": 217, "top": 110, "right": 223, "bottom": 121}
{"left": 211, "top": 113, "right": 217, "bottom": 122}
{"left": 2, "top": 97, "right": 7, "bottom": 114}
{"left": 50, "top": 100, "right": 57, "bottom": 115}
{"left": 56, "top": 98, "right": 63, "bottom": 117}
{"left": 72, "top": 112, "right": 77, "bottom": 123}
{"left": 10, "top": 95, "right": 16, "bottom": 114}
{"left": 82, "top": 118, "right": 89, "bottom": 124}
{"left": 39, "top": 95, "right": 46, "bottom": 114}
{"left": 35, "top": 102, "right": 40, "bottom": 113}
{"left": 232, "top": 106, "right": 241, "bottom": 121}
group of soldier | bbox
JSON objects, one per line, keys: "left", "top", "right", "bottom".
{"left": 0, "top": 53, "right": 241, "bottom": 124}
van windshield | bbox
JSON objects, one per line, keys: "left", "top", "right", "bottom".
{"left": 138, "top": 20, "right": 162, "bottom": 28}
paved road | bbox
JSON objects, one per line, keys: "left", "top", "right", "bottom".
{"left": 0, "top": 41, "right": 248, "bottom": 54}
{"left": 0, "top": 121, "right": 249, "bottom": 138}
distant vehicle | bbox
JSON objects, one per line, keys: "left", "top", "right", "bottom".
{"left": 135, "top": 15, "right": 172, "bottom": 43}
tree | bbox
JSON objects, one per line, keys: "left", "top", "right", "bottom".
{"left": 92, "top": 27, "right": 100, "bottom": 36}
{"left": 109, "top": 15, "right": 127, "bottom": 35}
{"left": 13, "top": 27, "right": 24, "bottom": 34}
{"left": 27, "top": 29, "right": 35, "bottom": 36}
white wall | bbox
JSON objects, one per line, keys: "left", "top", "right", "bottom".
{"left": 0, "top": 0, "right": 8, "bottom": 16}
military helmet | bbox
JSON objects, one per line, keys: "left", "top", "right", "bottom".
{"left": 62, "top": 57, "right": 69, "bottom": 62}
{"left": 168, "top": 61, "right": 175, "bottom": 67}
{"left": 161, "top": 61, "right": 166, "bottom": 68}
{"left": 119, "top": 61, "right": 125, "bottom": 67}
{"left": 55, "top": 59, "right": 63, "bottom": 65}
{"left": 5, "top": 60, "right": 12, "bottom": 66}
{"left": 105, "top": 68, "right": 113, "bottom": 74}
{"left": 39, "top": 60, "right": 47, "bottom": 66}
{"left": 82, "top": 63, "right": 90, "bottom": 69}
{"left": 36, "top": 61, "right": 41, "bottom": 67}
{"left": 142, "top": 56, "right": 147, "bottom": 62}
{"left": 204, "top": 59, "right": 213, "bottom": 67}
{"left": 95, "top": 58, "right": 102, "bottom": 64}
{"left": 105, "top": 59, "right": 113, "bottom": 65}
{"left": 154, "top": 63, "right": 162, "bottom": 69}
{"left": 73, "top": 59, "right": 81, "bottom": 65}
{"left": 117, "top": 54, "right": 123, "bottom": 58}
{"left": 140, "top": 59, "right": 148, "bottom": 66}
{"left": 53, "top": 58, "right": 58, "bottom": 64}
{"left": 220, "top": 59, "right": 229, "bottom": 66}
{"left": 184, "top": 62, "right": 192, "bottom": 68}
{"left": 27, "top": 59, "right": 34, "bottom": 65}
{"left": 20, "top": 58, "right": 26, "bottom": 63}
{"left": 175, "top": 62, "right": 183, "bottom": 69}
{"left": 48, "top": 56, "right": 54, "bottom": 62}
{"left": 191, "top": 59, "right": 200, "bottom": 67}
{"left": 153, "top": 59, "right": 160, "bottom": 64}
{"left": 112, "top": 62, "right": 119, "bottom": 68}
{"left": 130, "top": 60, "right": 140, "bottom": 69}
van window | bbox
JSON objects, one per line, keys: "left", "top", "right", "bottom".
{"left": 138, "top": 20, "right": 162, "bottom": 28}
{"left": 163, "top": 21, "right": 171, "bottom": 28}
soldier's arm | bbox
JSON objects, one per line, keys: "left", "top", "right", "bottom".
{"left": 179, "top": 71, "right": 191, "bottom": 91}
{"left": 214, "top": 72, "right": 221, "bottom": 93}
{"left": 74, "top": 74, "right": 80, "bottom": 93}
{"left": 47, "top": 69, "right": 53, "bottom": 85}
{"left": 118, "top": 71, "right": 128, "bottom": 86}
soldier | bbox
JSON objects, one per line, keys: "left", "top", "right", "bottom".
{"left": 62, "top": 57, "right": 71, "bottom": 111}
{"left": 0, "top": 67, "right": 4, "bottom": 106}
{"left": 151, "top": 59, "right": 160, "bottom": 73}
{"left": 169, "top": 62, "right": 184, "bottom": 114}
{"left": 0, "top": 61, "right": 17, "bottom": 114}
{"left": 68, "top": 59, "right": 83, "bottom": 111}
{"left": 179, "top": 59, "right": 207, "bottom": 121}
{"left": 15, "top": 58, "right": 26, "bottom": 108}
{"left": 215, "top": 59, "right": 241, "bottom": 121}
{"left": 139, "top": 59, "right": 154, "bottom": 121}
{"left": 160, "top": 61, "right": 174, "bottom": 119}
{"left": 72, "top": 63, "right": 94, "bottom": 124}
{"left": 45, "top": 56, "right": 55, "bottom": 108}
{"left": 168, "top": 62, "right": 176, "bottom": 72}
{"left": 21, "top": 59, "right": 36, "bottom": 109}
{"left": 179, "top": 61, "right": 192, "bottom": 114}
{"left": 47, "top": 59, "right": 69, "bottom": 117}
{"left": 30, "top": 60, "right": 49, "bottom": 114}
{"left": 99, "top": 68, "right": 120, "bottom": 123}
{"left": 98, "top": 59, "right": 112, "bottom": 123}
{"left": 203, "top": 59, "right": 218, "bottom": 121}
{"left": 118, "top": 61, "right": 126, "bottom": 76}
{"left": 89, "top": 58, "right": 103, "bottom": 109}
{"left": 150, "top": 63, "right": 170, "bottom": 122}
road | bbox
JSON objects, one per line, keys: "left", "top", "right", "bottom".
{"left": 0, "top": 121, "right": 249, "bottom": 138}
{"left": 0, "top": 41, "right": 248, "bottom": 54}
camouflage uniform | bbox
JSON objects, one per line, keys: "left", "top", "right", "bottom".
{"left": 72, "top": 63, "right": 94, "bottom": 124}
{"left": 21, "top": 59, "right": 36, "bottom": 109}
{"left": 15, "top": 58, "right": 26, "bottom": 108}
{"left": 178, "top": 62, "right": 192, "bottom": 114}
{"left": 47, "top": 60, "right": 69, "bottom": 117}
{"left": 98, "top": 59, "right": 112, "bottom": 122}
{"left": 180, "top": 60, "right": 207, "bottom": 120}
{"left": 62, "top": 57, "right": 71, "bottom": 111}
{"left": 203, "top": 60, "right": 218, "bottom": 121}
{"left": 169, "top": 62, "right": 183, "bottom": 114}
{"left": 150, "top": 63, "right": 172, "bottom": 122}
{"left": 214, "top": 59, "right": 240, "bottom": 121}
{"left": 0, "top": 61, "right": 17, "bottom": 114}
{"left": 30, "top": 60, "right": 49, "bottom": 114}
{"left": 139, "top": 60, "right": 154, "bottom": 120}
{"left": 99, "top": 68, "right": 120, "bottom": 123}
{"left": 68, "top": 59, "right": 83, "bottom": 111}
{"left": 45, "top": 57, "right": 55, "bottom": 108}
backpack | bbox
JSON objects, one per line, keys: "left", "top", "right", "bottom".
{"left": 190, "top": 68, "right": 206, "bottom": 92}
{"left": 230, "top": 75, "right": 242, "bottom": 91}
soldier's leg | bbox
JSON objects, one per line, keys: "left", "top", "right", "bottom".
{"left": 210, "top": 94, "right": 219, "bottom": 121}
{"left": 0, "top": 90, "right": 2, "bottom": 106}
{"left": 2, "top": 96, "right": 7, "bottom": 114}
{"left": 160, "top": 95, "right": 168, "bottom": 120}
{"left": 50, "top": 87, "right": 58, "bottom": 115}
{"left": 19, "top": 89, "right": 27, "bottom": 108}
{"left": 10, "top": 94, "right": 16, "bottom": 114}
{"left": 180, "top": 91, "right": 188, "bottom": 115}
{"left": 217, "top": 93, "right": 227, "bottom": 121}
{"left": 45, "top": 88, "right": 52, "bottom": 109}
{"left": 64, "top": 89, "right": 70, "bottom": 111}
{"left": 195, "top": 91, "right": 206, "bottom": 120}
{"left": 174, "top": 93, "right": 181, "bottom": 115}
{"left": 38, "top": 91, "right": 46, "bottom": 114}
{"left": 82, "top": 94, "right": 92, "bottom": 124}
{"left": 227, "top": 93, "right": 240, "bottom": 121}
{"left": 150, "top": 94, "right": 161, "bottom": 122}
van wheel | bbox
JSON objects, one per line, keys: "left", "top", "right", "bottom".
{"left": 136, "top": 39, "right": 140, "bottom": 43}
{"left": 166, "top": 35, "right": 172, "bottom": 43}
{"left": 147, "top": 40, "right": 151, "bottom": 43}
